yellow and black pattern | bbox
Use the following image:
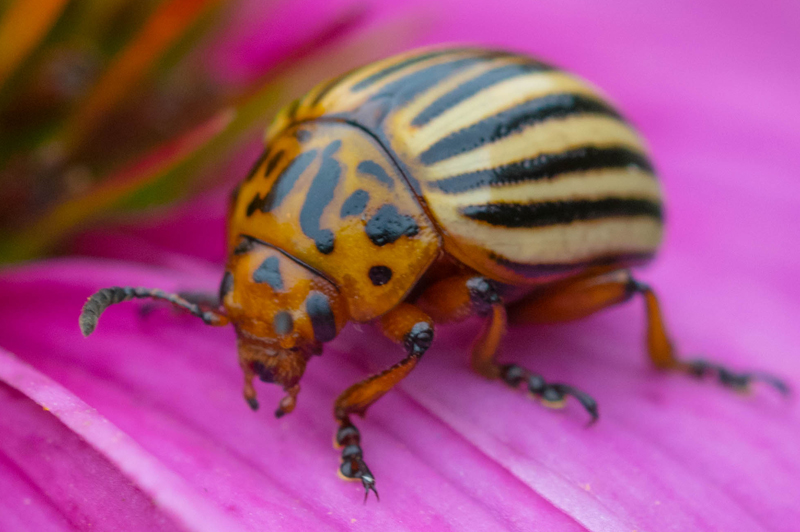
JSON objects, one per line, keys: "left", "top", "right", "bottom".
{"left": 229, "top": 121, "right": 441, "bottom": 322}
{"left": 237, "top": 46, "right": 663, "bottom": 298}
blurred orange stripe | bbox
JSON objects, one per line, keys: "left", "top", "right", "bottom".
{"left": 0, "top": 0, "right": 69, "bottom": 87}
{"left": 0, "top": 108, "right": 234, "bottom": 262}
{"left": 65, "top": 0, "right": 222, "bottom": 148}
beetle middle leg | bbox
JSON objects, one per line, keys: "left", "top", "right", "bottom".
{"left": 507, "top": 269, "right": 789, "bottom": 395}
{"left": 416, "top": 275, "right": 599, "bottom": 421}
{"left": 333, "top": 303, "right": 433, "bottom": 500}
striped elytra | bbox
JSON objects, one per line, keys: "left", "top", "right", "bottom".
{"left": 228, "top": 46, "right": 663, "bottom": 321}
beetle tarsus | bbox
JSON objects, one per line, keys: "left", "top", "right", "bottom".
{"left": 685, "top": 359, "right": 790, "bottom": 396}
{"left": 500, "top": 364, "right": 599, "bottom": 422}
{"left": 336, "top": 420, "right": 379, "bottom": 501}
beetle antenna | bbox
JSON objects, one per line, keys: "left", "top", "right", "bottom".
{"left": 80, "top": 286, "right": 228, "bottom": 336}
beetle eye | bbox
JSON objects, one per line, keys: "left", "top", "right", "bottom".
{"left": 273, "top": 311, "right": 294, "bottom": 335}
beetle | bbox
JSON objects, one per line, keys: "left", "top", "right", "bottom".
{"left": 79, "top": 46, "right": 788, "bottom": 500}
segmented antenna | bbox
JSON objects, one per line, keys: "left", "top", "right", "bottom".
{"left": 79, "top": 286, "right": 227, "bottom": 336}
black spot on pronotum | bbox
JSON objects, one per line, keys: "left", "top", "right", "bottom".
{"left": 365, "top": 204, "right": 419, "bottom": 246}
{"left": 252, "top": 256, "right": 283, "bottom": 290}
{"left": 300, "top": 140, "right": 342, "bottom": 254}
{"left": 218, "top": 271, "right": 234, "bottom": 302}
{"left": 368, "top": 265, "right": 392, "bottom": 286}
{"left": 305, "top": 291, "right": 337, "bottom": 342}
{"left": 340, "top": 189, "right": 370, "bottom": 218}
{"left": 273, "top": 311, "right": 294, "bottom": 335}
{"left": 357, "top": 161, "right": 394, "bottom": 189}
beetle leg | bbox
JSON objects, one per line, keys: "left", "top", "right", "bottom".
{"left": 333, "top": 303, "right": 433, "bottom": 501}
{"left": 498, "top": 363, "right": 598, "bottom": 422}
{"left": 416, "top": 274, "right": 599, "bottom": 420}
{"left": 507, "top": 269, "right": 789, "bottom": 396}
{"left": 632, "top": 280, "right": 789, "bottom": 395}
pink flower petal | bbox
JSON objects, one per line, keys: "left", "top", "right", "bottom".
{"left": 2, "top": 245, "right": 799, "bottom": 531}
{"left": 0, "top": 346, "right": 242, "bottom": 531}
{"left": 0, "top": 261, "right": 588, "bottom": 530}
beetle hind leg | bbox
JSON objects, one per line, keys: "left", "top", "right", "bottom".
{"left": 498, "top": 362, "right": 599, "bottom": 422}
{"left": 507, "top": 270, "right": 789, "bottom": 396}
{"left": 633, "top": 280, "right": 789, "bottom": 395}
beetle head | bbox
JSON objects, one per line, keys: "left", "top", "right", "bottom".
{"left": 221, "top": 237, "right": 348, "bottom": 416}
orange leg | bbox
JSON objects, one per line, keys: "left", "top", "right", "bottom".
{"left": 417, "top": 275, "right": 599, "bottom": 420}
{"left": 334, "top": 303, "right": 433, "bottom": 500}
{"left": 508, "top": 269, "right": 789, "bottom": 394}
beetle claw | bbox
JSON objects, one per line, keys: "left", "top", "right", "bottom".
{"left": 500, "top": 364, "right": 599, "bottom": 422}
{"left": 686, "top": 359, "right": 790, "bottom": 396}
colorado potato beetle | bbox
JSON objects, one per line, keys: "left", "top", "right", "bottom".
{"left": 80, "top": 46, "right": 788, "bottom": 499}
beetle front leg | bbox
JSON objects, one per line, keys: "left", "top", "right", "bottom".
{"left": 333, "top": 303, "right": 433, "bottom": 500}
{"left": 416, "top": 275, "right": 599, "bottom": 421}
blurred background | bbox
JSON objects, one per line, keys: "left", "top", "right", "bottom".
{"left": 0, "top": 0, "right": 798, "bottom": 293}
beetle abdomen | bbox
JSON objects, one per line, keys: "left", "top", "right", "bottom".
{"left": 279, "top": 46, "right": 664, "bottom": 284}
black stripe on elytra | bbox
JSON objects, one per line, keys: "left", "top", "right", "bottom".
{"left": 412, "top": 62, "right": 553, "bottom": 127}
{"left": 368, "top": 56, "right": 494, "bottom": 107}
{"left": 495, "top": 252, "right": 656, "bottom": 278}
{"left": 252, "top": 255, "right": 284, "bottom": 290}
{"left": 419, "top": 93, "right": 623, "bottom": 166}
{"left": 305, "top": 291, "right": 337, "bottom": 342}
{"left": 357, "top": 160, "right": 394, "bottom": 189}
{"left": 351, "top": 48, "right": 474, "bottom": 92}
{"left": 340, "top": 189, "right": 370, "bottom": 218}
{"left": 246, "top": 149, "right": 317, "bottom": 216}
{"left": 428, "top": 146, "right": 653, "bottom": 194}
{"left": 244, "top": 148, "right": 270, "bottom": 182}
{"left": 461, "top": 198, "right": 663, "bottom": 228}
{"left": 300, "top": 141, "right": 342, "bottom": 254}
{"left": 365, "top": 204, "right": 419, "bottom": 246}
